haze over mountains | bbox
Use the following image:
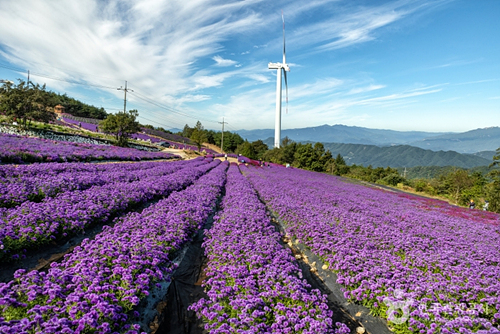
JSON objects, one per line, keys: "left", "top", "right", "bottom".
{"left": 236, "top": 125, "right": 500, "bottom": 169}
{"left": 237, "top": 125, "right": 500, "bottom": 153}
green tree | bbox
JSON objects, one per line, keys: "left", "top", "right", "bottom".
{"left": 327, "top": 154, "right": 350, "bottom": 176}
{"left": 205, "top": 130, "right": 216, "bottom": 145}
{"left": 262, "top": 147, "right": 284, "bottom": 164}
{"left": 442, "top": 169, "right": 475, "bottom": 205}
{"left": 282, "top": 141, "right": 297, "bottom": 164}
{"left": 0, "top": 80, "right": 54, "bottom": 128}
{"left": 294, "top": 143, "right": 318, "bottom": 171}
{"left": 281, "top": 136, "right": 293, "bottom": 147}
{"left": 182, "top": 124, "right": 194, "bottom": 138}
{"left": 335, "top": 154, "right": 346, "bottom": 166}
{"left": 486, "top": 173, "right": 500, "bottom": 212}
{"left": 380, "top": 173, "right": 407, "bottom": 186}
{"left": 190, "top": 121, "right": 208, "bottom": 152}
{"left": 490, "top": 148, "right": 500, "bottom": 169}
{"left": 99, "top": 109, "right": 140, "bottom": 147}
{"left": 487, "top": 150, "right": 500, "bottom": 212}
{"left": 236, "top": 140, "right": 257, "bottom": 159}
{"left": 251, "top": 140, "right": 269, "bottom": 159}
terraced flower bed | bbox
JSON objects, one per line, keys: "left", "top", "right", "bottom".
{"left": 0, "top": 160, "right": 195, "bottom": 208}
{"left": 0, "top": 160, "right": 228, "bottom": 333}
{"left": 0, "top": 133, "right": 177, "bottom": 163}
{"left": 0, "top": 158, "right": 215, "bottom": 261}
{"left": 242, "top": 165, "right": 500, "bottom": 333}
{"left": 190, "top": 164, "right": 350, "bottom": 334}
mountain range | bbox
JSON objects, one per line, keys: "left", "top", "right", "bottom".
{"left": 237, "top": 124, "right": 500, "bottom": 154}
{"left": 239, "top": 124, "right": 500, "bottom": 169}
{"left": 259, "top": 138, "right": 493, "bottom": 169}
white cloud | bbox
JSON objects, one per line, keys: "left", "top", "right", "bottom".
{"left": 290, "top": 78, "right": 344, "bottom": 99}
{"left": 353, "top": 87, "right": 442, "bottom": 105}
{"left": 246, "top": 74, "right": 270, "bottom": 84}
{"left": 212, "top": 55, "right": 239, "bottom": 67}
{"left": 0, "top": 0, "right": 262, "bottom": 102}
{"left": 289, "top": 1, "right": 443, "bottom": 53}
{"left": 347, "top": 84, "right": 386, "bottom": 95}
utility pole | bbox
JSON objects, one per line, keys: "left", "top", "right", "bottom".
{"left": 218, "top": 117, "right": 228, "bottom": 153}
{"left": 117, "top": 81, "right": 133, "bottom": 113}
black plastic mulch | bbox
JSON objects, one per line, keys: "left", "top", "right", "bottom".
{"left": 155, "top": 219, "right": 210, "bottom": 334}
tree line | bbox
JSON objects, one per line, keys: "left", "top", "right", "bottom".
{"left": 179, "top": 122, "right": 246, "bottom": 153}
{"left": 0, "top": 80, "right": 107, "bottom": 128}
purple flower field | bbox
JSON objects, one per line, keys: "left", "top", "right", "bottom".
{"left": 0, "top": 160, "right": 228, "bottom": 333}
{"left": 0, "top": 160, "right": 175, "bottom": 208}
{"left": 0, "top": 133, "right": 178, "bottom": 163}
{"left": 1, "top": 132, "right": 499, "bottom": 333}
{"left": 242, "top": 165, "right": 500, "bottom": 334}
{"left": 61, "top": 117, "right": 99, "bottom": 133}
{"left": 189, "top": 164, "right": 349, "bottom": 334}
{"left": 0, "top": 158, "right": 211, "bottom": 261}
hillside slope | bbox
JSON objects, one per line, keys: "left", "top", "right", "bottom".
{"left": 238, "top": 124, "right": 445, "bottom": 146}
{"left": 240, "top": 125, "right": 500, "bottom": 153}
{"left": 323, "top": 143, "right": 491, "bottom": 168}
{"left": 409, "top": 127, "right": 500, "bottom": 153}
{"left": 262, "top": 137, "right": 491, "bottom": 168}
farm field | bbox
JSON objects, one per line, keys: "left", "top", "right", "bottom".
{"left": 1, "top": 138, "right": 500, "bottom": 333}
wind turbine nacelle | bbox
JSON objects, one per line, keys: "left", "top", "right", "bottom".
{"left": 268, "top": 62, "right": 282, "bottom": 69}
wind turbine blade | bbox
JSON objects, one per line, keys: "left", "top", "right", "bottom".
{"left": 282, "top": 11, "right": 286, "bottom": 65}
{"left": 283, "top": 69, "right": 288, "bottom": 114}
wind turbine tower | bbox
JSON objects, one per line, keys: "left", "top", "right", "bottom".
{"left": 268, "top": 13, "right": 290, "bottom": 148}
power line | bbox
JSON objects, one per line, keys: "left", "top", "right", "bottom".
{"left": 225, "top": 124, "right": 240, "bottom": 132}
{"left": 129, "top": 90, "right": 219, "bottom": 125}
{"left": 137, "top": 114, "right": 185, "bottom": 130}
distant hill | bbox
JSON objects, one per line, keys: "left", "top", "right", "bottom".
{"left": 262, "top": 137, "right": 491, "bottom": 168}
{"left": 409, "top": 127, "right": 500, "bottom": 153}
{"left": 238, "top": 124, "right": 445, "bottom": 146}
{"left": 238, "top": 124, "right": 500, "bottom": 154}
{"left": 466, "top": 151, "right": 496, "bottom": 161}
{"left": 322, "top": 143, "right": 491, "bottom": 168}
{"left": 396, "top": 165, "right": 493, "bottom": 179}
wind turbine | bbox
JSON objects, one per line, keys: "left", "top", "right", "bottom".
{"left": 268, "top": 13, "right": 290, "bottom": 149}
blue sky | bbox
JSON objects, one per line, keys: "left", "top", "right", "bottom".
{"left": 0, "top": 0, "right": 498, "bottom": 133}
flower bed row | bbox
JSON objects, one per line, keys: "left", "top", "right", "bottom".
{"left": 0, "top": 158, "right": 215, "bottom": 261}
{"left": 0, "top": 160, "right": 193, "bottom": 208}
{"left": 0, "top": 160, "right": 228, "bottom": 333}
{"left": 189, "top": 164, "right": 349, "bottom": 334}
{"left": 61, "top": 117, "right": 99, "bottom": 132}
{"left": 242, "top": 165, "right": 500, "bottom": 333}
{"left": 0, "top": 133, "right": 178, "bottom": 163}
